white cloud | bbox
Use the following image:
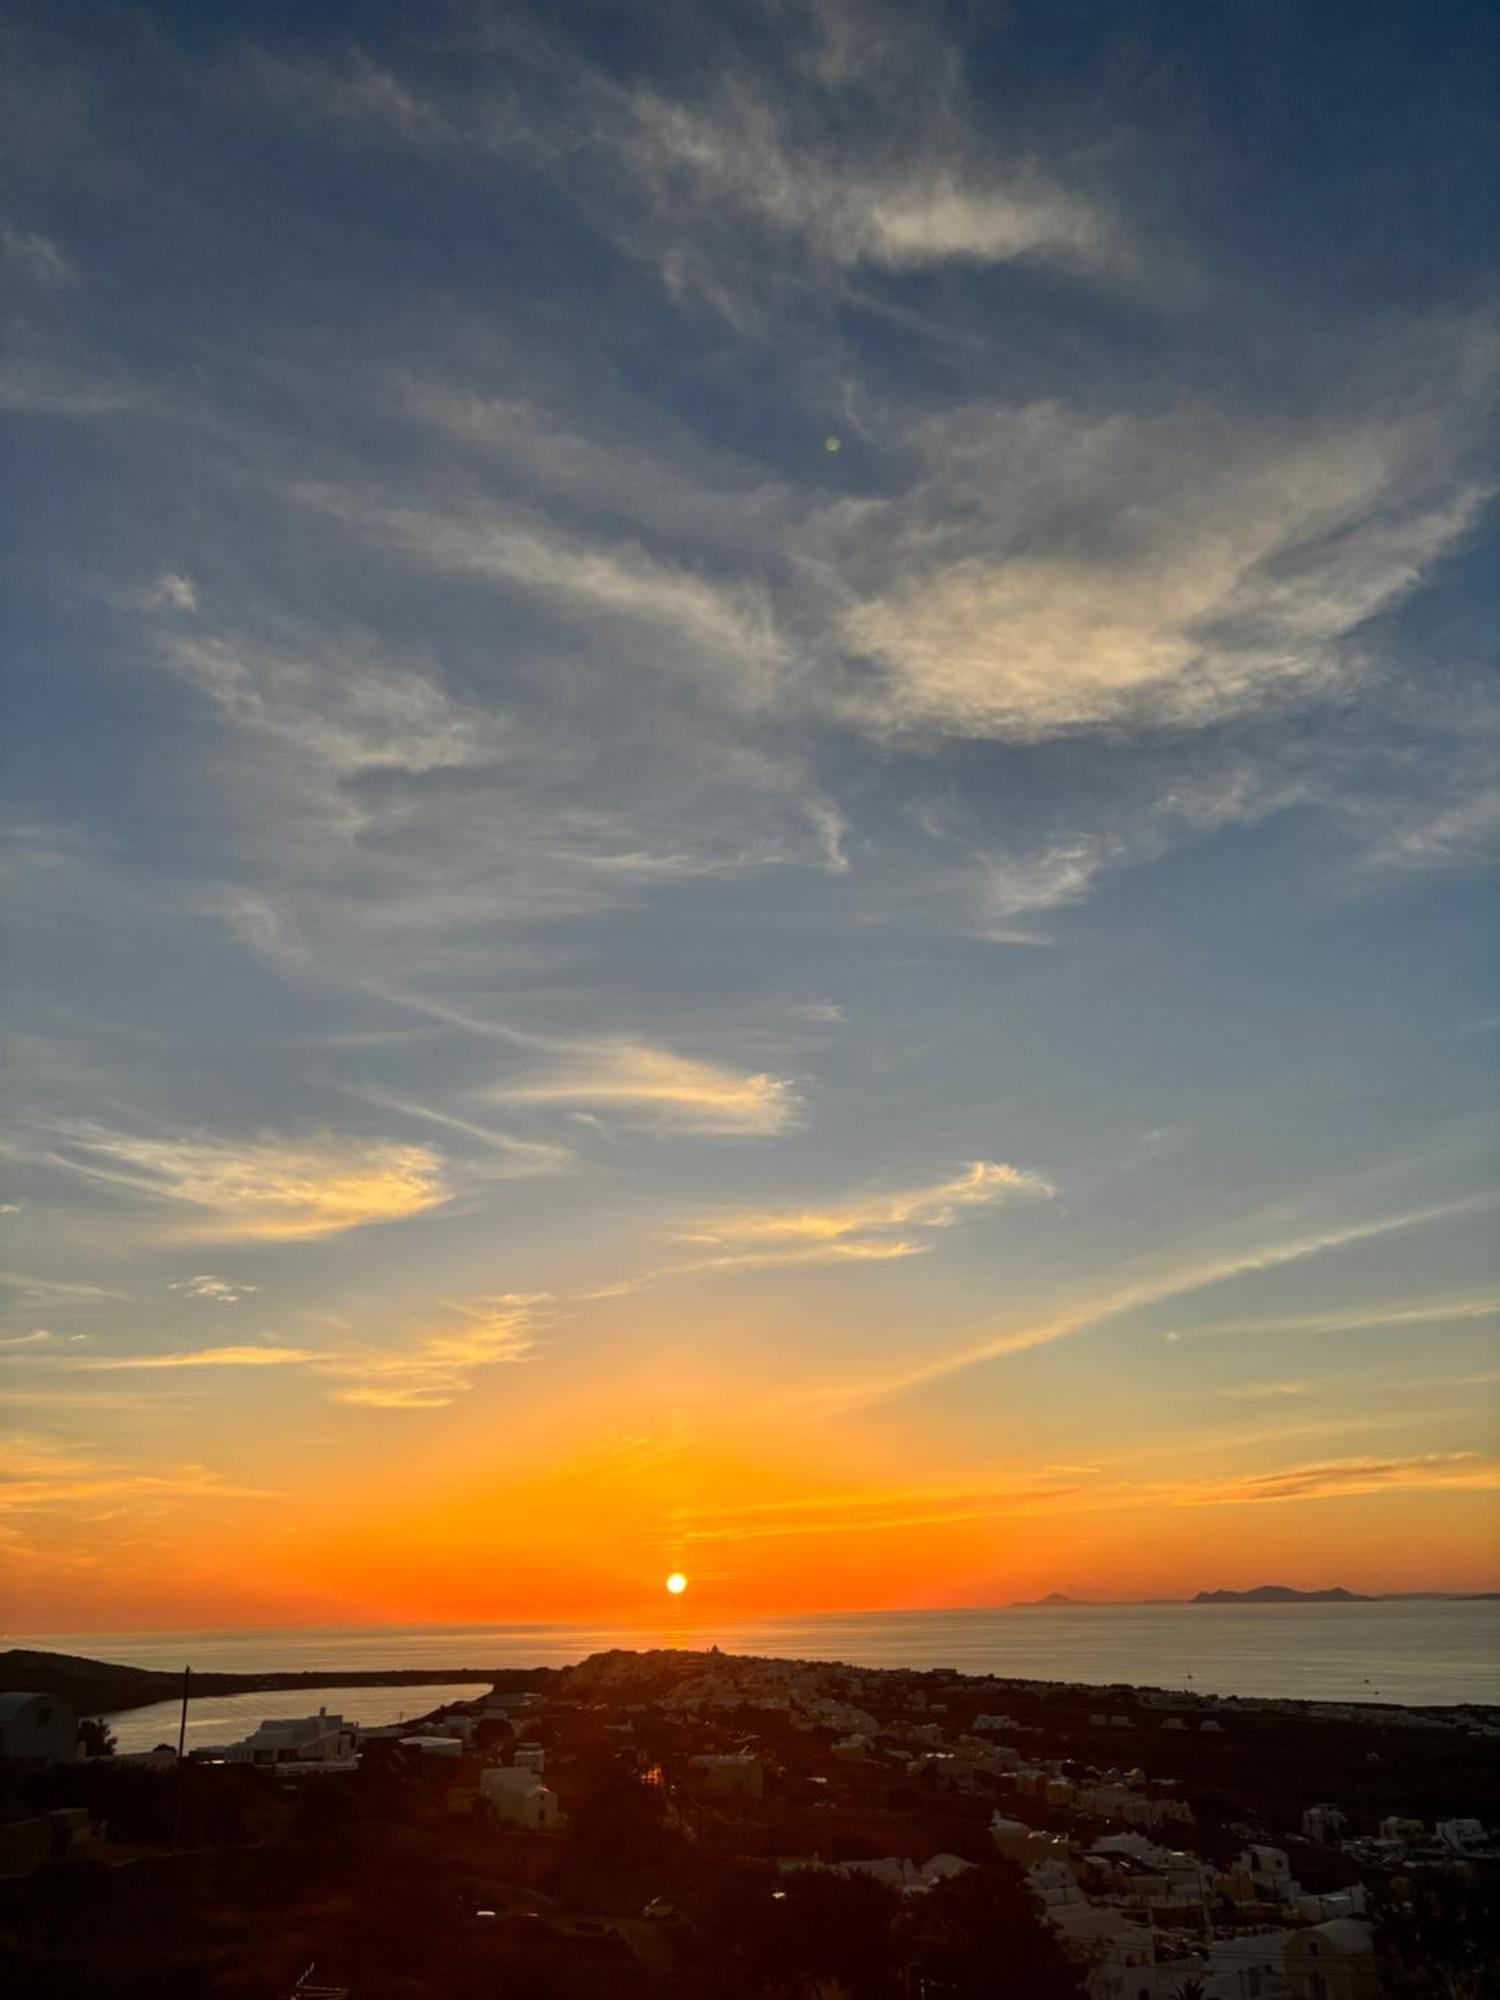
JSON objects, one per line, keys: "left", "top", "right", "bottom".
{"left": 139, "top": 572, "right": 198, "bottom": 613}
{"left": 22, "top": 1120, "right": 450, "bottom": 1240}
{"left": 161, "top": 629, "right": 492, "bottom": 777}
{"left": 85, "top": 1343, "right": 322, "bottom": 1371}
{"left": 168, "top": 1274, "right": 258, "bottom": 1304}
{"left": 0, "top": 1435, "right": 279, "bottom": 1508}
{"left": 299, "top": 485, "right": 784, "bottom": 705}
{"left": 835, "top": 403, "right": 1490, "bottom": 742}
{"left": 495, "top": 1039, "right": 800, "bottom": 1138}
{"left": 623, "top": 90, "right": 1106, "bottom": 275}
{"left": 1, "top": 221, "right": 75, "bottom": 285}
{"left": 323, "top": 1295, "right": 543, "bottom": 1409}
{"left": 685, "top": 1160, "right": 1052, "bottom": 1249}
{"left": 818, "top": 1190, "right": 1500, "bottom": 1410}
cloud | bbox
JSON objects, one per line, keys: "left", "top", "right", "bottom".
{"left": 1352, "top": 778, "right": 1500, "bottom": 876}
{"left": 63, "top": 1298, "right": 542, "bottom": 1411}
{"left": 168, "top": 1274, "right": 257, "bottom": 1305}
{"left": 1, "top": 220, "right": 75, "bottom": 286}
{"left": 298, "top": 485, "right": 784, "bottom": 705}
{"left": 680, "top": 1474, "right": 1088, "bottom": 1546}
{"left": 325, "top": 1295, "right": 542, "bottom": 1409}
{"left": 496, "top": 1040, "right": 800, "bottom": 1137}
{"left": 334, "top": 1088, "right": 575, "bottom": 1179}
{"left": 1178, "top": 1451, "right": 1500, "bottom": 1507}
{"left": 1217, "top": 1381, "right": 1310, "bottom": 1402}
{"left": 0, "top": 1435, "right": 279, "bottom": 1509}
{"left": 25, "top": 1120, "right": 450, "bottom": 1239}
{"left": 685, "top": 1160, "right": 1052, "bottom": 1248}
{"left": 835, "top": 402, "right": 1490, "bottom": 742}
{"left": 0, "top": 1270, "right": 126, "bottom": 1307}
{"left": 818, "top": 1190, "right": 1500, "bottom": 1409}
{"left": 160, "top": 629, "right": 493, "bottom": 777}
{"left": 138, "top": 571, "right": 198, "bottom": 612}
{"left": 83, "top": 1344, "right": 322, "bottom": 1371}
{"left": 241, "top": 48, "right": 457, "bottom": 148}
{"left": 621, "top": 88, "right": 1107, "bottom": 276}
{"left": 1174, "top": 1290, "right": 1500, "bottom": 1343}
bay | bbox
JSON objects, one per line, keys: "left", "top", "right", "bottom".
{"left": 14, "top": 1599, "right": 1497, "bottom": 1753}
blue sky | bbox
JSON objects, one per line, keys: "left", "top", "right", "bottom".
{"left": 2, "top": 0, "right": 1497, "bottom": 1627}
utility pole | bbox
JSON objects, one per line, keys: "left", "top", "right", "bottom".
{"left": 170, "top": 1665, "right": 191, "bottom": 1849}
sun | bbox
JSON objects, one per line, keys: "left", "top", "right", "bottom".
{"left": 664, "top": 1571, "right": 688, "bottom": 1596}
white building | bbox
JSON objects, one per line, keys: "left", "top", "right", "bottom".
{"left": 1235, "top": 1844, "right": 1298, "bottom": 1904}
{"left": 0, "top": 1693, "right": 77, "bottom": 1764}
{"left": 1050, "top": 1903, "right": 1157, "bottom": 2000}
{"left": 512, "top": 1742, "right": 546, "bottom": 1775}
{"left": 214, "top": 1708, "right": 356, "bottom": 1766}
{"left": 1200, "top": 1929, "right": 1294, "bottom": 2000}
{"left": 1284, "top": 1918, "right": 1375, "bottom": 2000}
{"left": 399, "top": 1734, "right": 463, "bottom": 1758}
{"left": 1029, "top": 1857, "right": 1084, "bottom": 1907}
{"left": 480, "top": 1764, "right": 562, "bottom": 1831}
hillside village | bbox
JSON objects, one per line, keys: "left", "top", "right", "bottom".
{"left": 2, "top": 1648, "right": 1497, "bottom": 1998}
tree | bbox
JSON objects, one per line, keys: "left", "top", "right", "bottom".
{"left": 897, "top": 1861, "right": 1090, "bottom": 2000}
{"left": 1375, "top": 1875, "right": 1500, "bottom": 2000}
{"left": 76, "top": 1718, "right": 116, "bottom": 1759}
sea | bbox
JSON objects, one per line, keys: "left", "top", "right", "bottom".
{"left": 14, "top": 1600, "right": 1498, "bottom": 1753}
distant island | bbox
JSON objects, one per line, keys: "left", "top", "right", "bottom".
{"left": 1192, "top": 1585, "right": 1372, "bottom": 1604}
{"left": 1010, "top": 1592, "right": 1090, "bottom": 1607}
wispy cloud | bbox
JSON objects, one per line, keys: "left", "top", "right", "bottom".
{"left": 65, "top": 1297, "right": 544, "bottom": 1411}
{"left": 495, "top": 1040, "right": 800, "bottom": 1137}
{"left": 0, "top": 1435, "right": 280, "bottom": 1509}
{"left": 160, "top": 629, "right": 494, "bottom": 777}
{"left": 324, "top": 1295, "right": 543, "bottom": 1409}
{"left": 818, "top": 1191, "right": 1500, "bottom": 1410}
{"left": 835, "top": 400, "right": 1491, "bottom": 743}
{"left": 83, "top": 1344, "right": 323, "bottom": 1371}
{"left": 1173, "top": 1290, "right": 1500, "bottom": 1343}
{"left": 683, "top": 1160, "right": 1052, "bottom": 1249}
{"left": 680, "top": 1475, "right": 1088, "bottom": 1546}
{"left": 1177, "top": 1451, "right": 1500, "bottom": 1507}
{"left": 298, "top": 486, "right": 784, "bottom": 703}
{"left": 168, "top": 1274, "right": 257, "bottom": 1305}
{"left": 21, "top": 1120, "right": 450, "bottom": 1240}
{"left": 620, "top": 88, "right": 1108, "bottom": 277}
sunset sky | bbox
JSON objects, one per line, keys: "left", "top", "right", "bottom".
{"left": 3, "top": 0, "right": 1497, "bottom": 1634}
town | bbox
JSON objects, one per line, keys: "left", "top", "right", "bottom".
{"left": 2, "top": 1648, "right": 1496, "bottom": 1997}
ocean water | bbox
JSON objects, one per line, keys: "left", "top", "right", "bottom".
{"left": 15, "top": 1601, "right": 1497, "bottom": 1753}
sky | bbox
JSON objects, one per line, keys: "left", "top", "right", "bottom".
{"left": 2, "top": 0, "right": 1498, "bottom": 1634}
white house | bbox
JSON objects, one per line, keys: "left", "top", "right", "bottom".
{"left": 1050, "top": 1903, "right": 1157, "bottom": 2000}
{"left": 1029, "top": 1857, "right": 1084, "bottom": 1907}
{"left": 399, "top": 1734, "right": 463, "bottom": 1758}
{"left": 0, "top": 1693, "right": 77, "bottom": 1764}
{"left": 1284, "top": 1918, "right": 1376, "bottom": 2000}
{"left": 480, "top": 1764, "right": 562, "bottom": 1831}
{"left": 214, "top": 1708, "right": 356, "bottom": 1766}
{"left": 1200, "top": 1929, "right": 1294, "bottom": 2000}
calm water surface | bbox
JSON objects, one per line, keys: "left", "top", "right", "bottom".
{"left": 15, "top": 1601, "right": 1497, "bottom": 1752}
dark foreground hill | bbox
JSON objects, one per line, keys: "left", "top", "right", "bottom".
{"left": 0, "top": 1648, "right": 549, "bottom": 1718}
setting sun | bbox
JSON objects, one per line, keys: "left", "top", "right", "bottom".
{"left": 665, "top": 1572, "right": 688, "bottom": 1596}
